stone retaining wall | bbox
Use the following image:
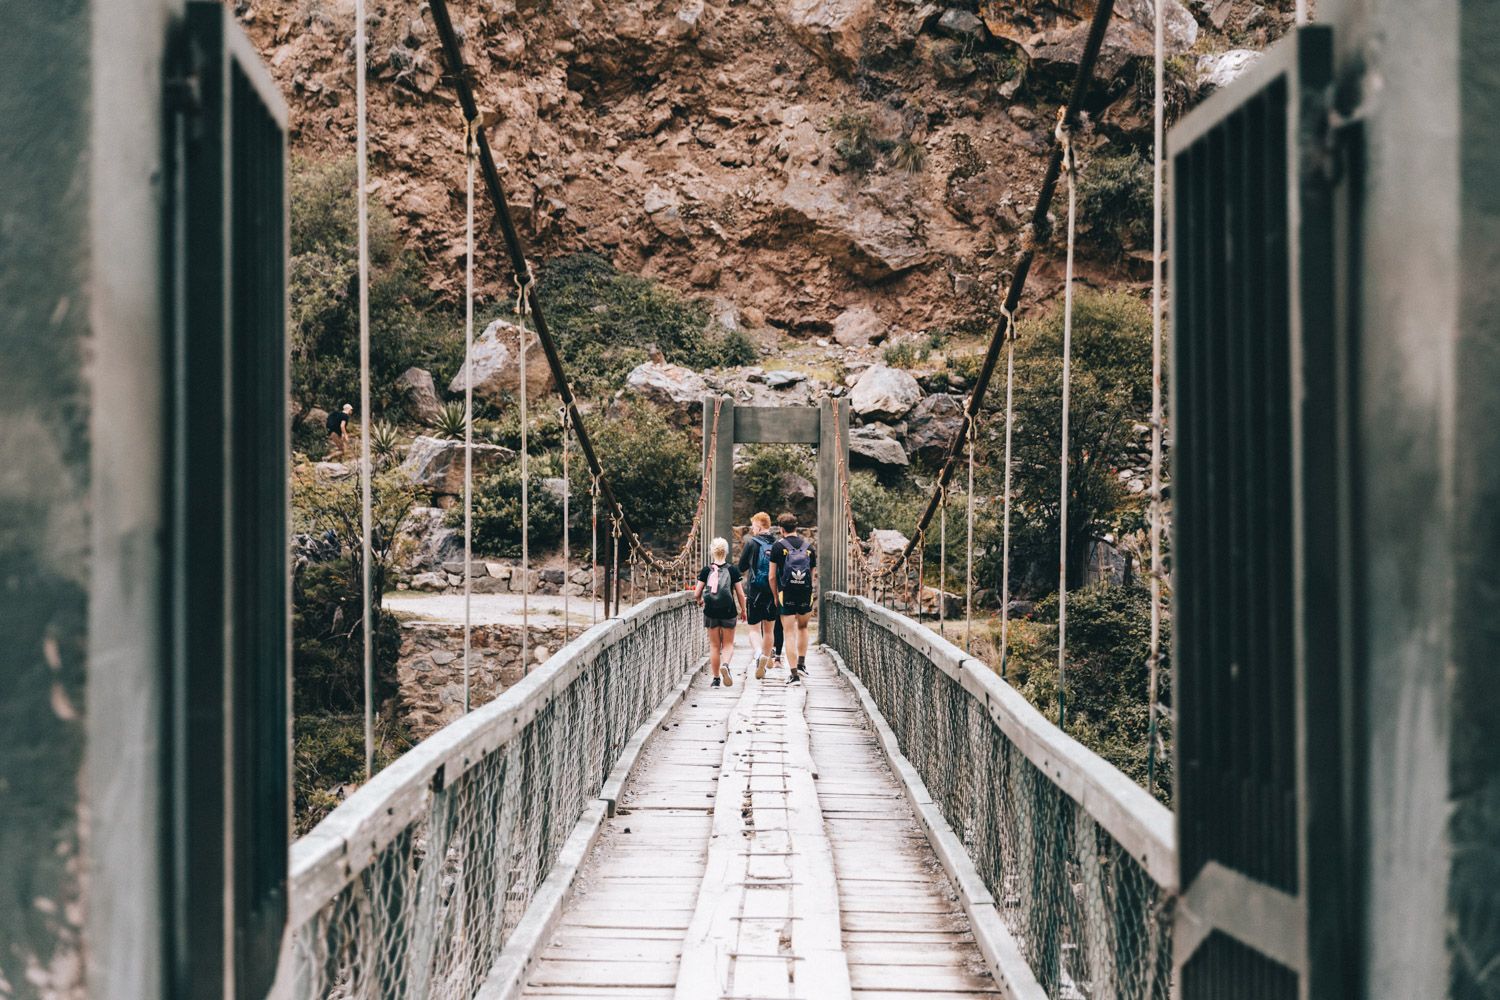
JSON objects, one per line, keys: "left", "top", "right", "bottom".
{"left": 396, "top": 619, "right": 571, "bottom": 736}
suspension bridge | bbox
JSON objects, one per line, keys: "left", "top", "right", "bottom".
{"left": 284, "top": 0, "right": 1189, "bottom": 996}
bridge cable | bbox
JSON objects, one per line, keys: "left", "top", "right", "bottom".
{"left": 590, "top": 473, "right": 600, "bottom": 625}
{"left": 462, "top": 111, "right": 477, "bottom": 713}
{"left": 355, "top": 0, "right": 374, "bottom": 779}
{"left": 1057, "top": 115, "right": 1077, "bottom": 733}
{"left": 562, "top": 404, "right": 571, "bottom": 644}
{"left": 999, "top": 304, "right": 1016, "bottom": 679}
{"left": 894, "top": 0, "right": 1118, "bottom": 575}
{"left": 428, "top": 0, "right": 682, "bottom": 580}
{"left": 966, "top": 415, "right": 976, "bottom": 651}
{"left": 939, "top": 489, "right": 947, "bottom": 636}
{"left": 1147, "top": 0, "right": 1166, "bottom": 796}
{"left": 518, "top": 305, "right": 531, "bottom": 670}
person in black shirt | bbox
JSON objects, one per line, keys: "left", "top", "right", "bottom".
{"left": 326, "top": 403, "right": 353, "bottom": 459}
{"left": 694, "top": 536, "right": 746, "bottom": 688}
{"left": 768, "top": 512, "right": 816, "bottom": 684}
{"left": 737, "top": 512, "right": 784, "bottom": 680}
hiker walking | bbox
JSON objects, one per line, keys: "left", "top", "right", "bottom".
{"left": 769, "top": 513, "right": 816, "bottom": 684}
{"left": 327, "top": 403, "right": 353, "bottom": 459}
{"left": 739, "top": 512, "right": 785, "bottom": 680}
{"left": 694, "top": 536, "right": 746, "bottom": 688}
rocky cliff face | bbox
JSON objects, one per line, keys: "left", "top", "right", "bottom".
{"left": 240, "top": 0, "right": 1298, "bottom": 343}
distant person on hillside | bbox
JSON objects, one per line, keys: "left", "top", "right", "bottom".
{"left": 769, "top": 512, "right": 816, "bottom": 684}
{"left": 739, "top": 512, "right": 785, "bottom": 680}
{"left": 327, "top": 403, "right": 353, "bottom": 460}
{"left": 694, "top": 536, "right": 746, "bottom": 688}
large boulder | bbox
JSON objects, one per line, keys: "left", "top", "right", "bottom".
{"left": 623, "top": 362, "right": 710, "bottom": 424}
{"left": 778, "top": 173, "right": 937, "bottom": 280}
{"left": 1197, "top": 49, "right": 1258, "bottom": 91}
{"left": 400, "top": 435, "right": 517, "bottom": 497}
{"left": 905, "top": 393, "right": 966, "bottom": 462}
{"left": 774, "top": 0, "right": 876, "bottom": 75}
{"left": 993, "top": 0, "right": 1197, "bottom": 78}
{"left": 783, "top": 472, "right": 817, "bottom": 523}
{"left": 398, "top": 506, "right": 466, "bottom": 574}
{"left": 849, "top": 366, "right": 922, "bottom": 421}
{"left": 867, "top": 528, "right": 909, "bottom": 562}
{"left": 448, "top": 318, "right": 555, "bottom": 404}
{"left": 831, "top": 306, "right": 886, "bottom": 349}
{"left": 848, "top": 423, "right": 909, "bottom": 467}
{"left": 394, "top": 367, "right": 443, "bottom": 426}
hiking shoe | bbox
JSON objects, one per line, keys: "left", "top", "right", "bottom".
{"left": 711, "top": 676, "right": 721, "bottom": 688}
{"left": 755, "top": 655, "right": 768, "bottom": 680}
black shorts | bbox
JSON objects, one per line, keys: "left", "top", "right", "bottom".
{"left": 746, "top": 588, "right": 777, "bottom": 625}
{"left": 779, "top": 590, "right": 814, "bottom": 617}
{"left": 703, "top": 613, "right": 737, "bottom": 630}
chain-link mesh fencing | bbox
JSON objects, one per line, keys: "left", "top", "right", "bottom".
{"left": 285, "top": 593, "right": 704, "bottom": 1000}
{"left": 824, "top": 594, "right": 1174, "bottom": 1000}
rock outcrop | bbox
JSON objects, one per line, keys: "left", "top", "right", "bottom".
{"left": 624, "top": 362, "right": 710, "bottom": 424}
{"left": 394, "top": 366, "right": 443, "bottom": 425}
{"left": 905, "top": 393, "right": 966, "bottom": 462}
{"left": 774, "top": 0, "right": 876, "bottom": 74}
{"left": 849, "top": 366, "right": 922, "bottom": 421}
{"left": 448, "top": 319, "right": 555, "bottom": 404}
{"left": 401, "top": 435, "right": 516, "bottom": 498}
{"left": 848, "top": 422, "right": 909, "bottom": 467}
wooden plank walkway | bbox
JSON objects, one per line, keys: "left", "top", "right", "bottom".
{"left": 520, "top": 635, "right": 1000, "bottom": 1000}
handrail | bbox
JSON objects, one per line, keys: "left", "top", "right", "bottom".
{"left": 285, "top": 592, "right": 703, "bottom": 999}
{"left": 824, "top": 592, "right": 1177, "bottom": 888}
{"left": 822, "top": 592, "right": 1176, "bottom": 999}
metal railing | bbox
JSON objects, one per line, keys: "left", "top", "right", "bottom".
{"left": 823, "top": 593, "right": 1177, "bottom": 1000}
{"left": 283, "top": 592, "right": 703, "bottom": 999}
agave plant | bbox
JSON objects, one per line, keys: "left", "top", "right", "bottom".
{"left": 369, "top": 420, "right": 401, "bottom": 464}
{"left": 434, "top": 400, "right": 469, "bottom": 440}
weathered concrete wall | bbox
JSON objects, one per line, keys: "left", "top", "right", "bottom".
{"left": 0, "top": 0, "right": 96, "bottom": 996}
{"left": 395, "top": 621, "right": 572, "bottom": 735}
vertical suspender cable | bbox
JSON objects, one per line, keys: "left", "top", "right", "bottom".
{"left": 355, "top": 0, "right": 374, "bottom": 780}
{"left": 462, "top": 116, "right": 475, "bottom": 714}
{"left": 1000, "top": 315, "right": 1016, "bottom": 679}
{"left": 591, "top": 475, "right": 600, "bottom": 624}
{"left": 562, "top": 406, "right": 570, "bottom": 644}
{"left": 1057, "top": 120, "right": 1077, "bottom": 733}
{"left": 938, "top": 492, "right": 947, "bottom": 636}
{"left": 965, "top": 417, "right": 975, "bottom": 651}
{"left": 1147, "top": 0, "right": 1165, "bottom": 796}
{"left": 519, "top": 321, "right": 530, "bottom": 671}
{"left": 1295, "top": 0, "right": 1307, "bottom": 24}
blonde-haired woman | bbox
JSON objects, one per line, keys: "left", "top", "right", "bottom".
{"left": 694, "top": 536, "right": 747, "bottom": 688}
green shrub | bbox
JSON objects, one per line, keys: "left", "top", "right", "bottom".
{"left": 739, "top": 445, "right": 813, "bottom": 519}
{"left": 535, "top": 253, "right": 748, "bottom": 394}
{"left": 892, "top": 136, "right": 927, "bottom": 175}
{"left": 577, "top": 401, "right": 702, "bottom": 544}
{"left": 883, "top": 340, "right": 931, "bottom": 368}
{"left": 1004, "top": 583, "right": 1173, "bottom": 805}
{"left": 289, "top": 154, "right": 464, "bottom": 414}
{"left": 452, "top": 462, "right": 564, "bottom": 557}
{"left": 828, "top": 111, "right": 878, "bottom": 169}
{"left": 484, "top": 406, "right": 566, "bottom": 454}
{"left": 1076, "top": 148, "right": 1153, "bottom": 251}
{"left": 294, "top": 714, "right": 414, "bottom": 835}
{"left": 369, "top": 420, "right": 401, "bottom": 463}
{"left": 945, "top": 351, "right": 985, "bottom": 382}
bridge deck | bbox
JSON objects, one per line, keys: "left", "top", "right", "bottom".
{"left": 521, "top": 637, "right": 1000, "bottom": 1000}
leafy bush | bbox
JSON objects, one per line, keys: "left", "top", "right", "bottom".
{"left": 1076, "top": 148, "right": 1153, "bottom": 251}
{"left": 452, "top": 462, "right": 564, "bottom": 557}
{"left": 1002, "top": 583, "right": 1173, "bottom": 805}
{"left": 483, "top": 406, "right": 566, "bottom": 454}
{"left": 289, "top": 154, "right": 464, "bottom": 413}
{"left": 848, "top": 470, "right": 920, "bottom": 537}
{"left": 945, "top": 351, "right": 985, "bottom": 382}
{"left": 294, "top": 714, "right": 414, "bottom": 835}
{"left": 578, "top": 401, "right": 702, "bottom": 544}
{"left": 739, "top": 445, "right": 812, "bottom": 518}
{"left": 883, "top": 340, "right": 931, "bottom": 368}
{"left": 535, "top": 253, "right": 751, "bottom": 394}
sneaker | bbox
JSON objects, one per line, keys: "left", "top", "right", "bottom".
{"left": 723, "top": 666, "right": 733, "bottom": 687}
{"left": 755, "top": 655, "right": 768, "bottom": 680}
{"left": 798, "top": 659, "right": 809, "bottom": 673}
{"left": 787, "top": 669, "right": 802, "bottom": 685}
{"left": 711, "top": 676, "right": 721, "bottom": 687}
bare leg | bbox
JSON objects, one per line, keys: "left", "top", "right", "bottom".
{"left": 707, "top": 628, "right": 722, "bottom": 679}
{"left": 718, "top": 626, "right": 736, "bottom": 684}
{"left": 795, "top": 614, "right": 812, "bottom": 659}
